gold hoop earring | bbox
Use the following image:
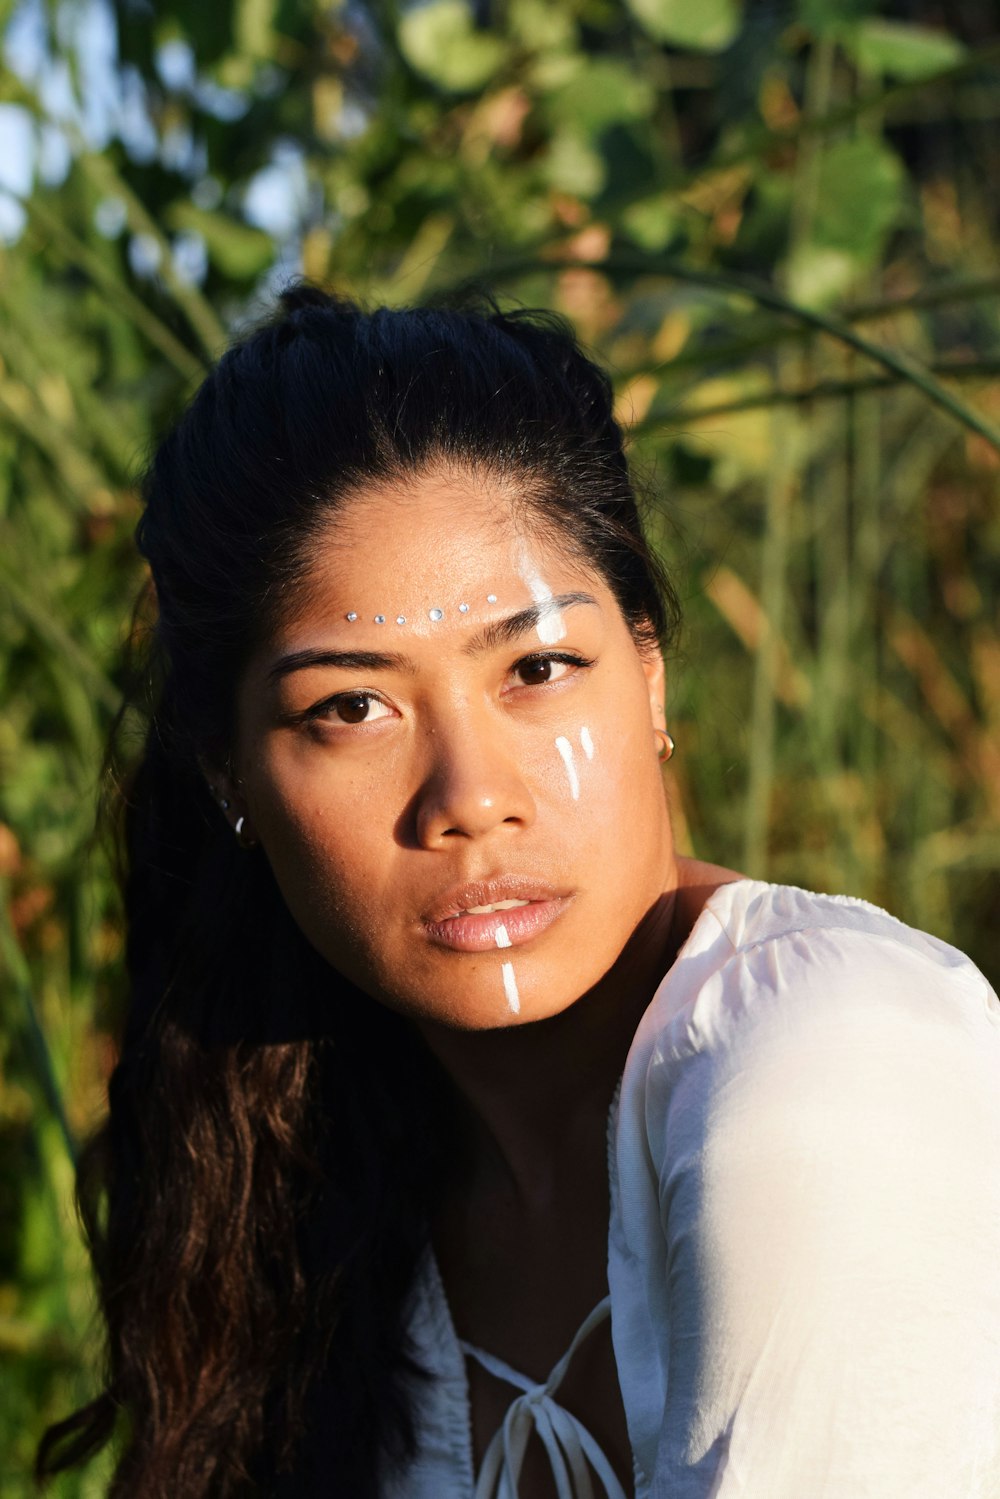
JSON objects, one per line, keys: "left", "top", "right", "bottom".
{"left": 655, "top": 729, "right": 675, "bottom": 763}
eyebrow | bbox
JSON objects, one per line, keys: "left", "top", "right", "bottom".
{"left": 266, "top": 593, "right": 599, "bottom": 682}
{"left": 464, "top": 592, "right": 598, "bottom": 656}
{"left": 266, "top": 648, "right": 412, "bottom": 681}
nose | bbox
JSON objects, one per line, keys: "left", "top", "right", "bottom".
{"left": 412, "top": 717, "right": 536, "bottom": 848}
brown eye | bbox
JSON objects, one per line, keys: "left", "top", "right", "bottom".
{"left": 509, "top": 655, "right": 588, "bottom": 691}
{"left": 336, "top": 693, "right": 372, "bottom": 723}
{"left": 517, "top": 658, "right": 555, "bottom": 686}
{"left": 303, "top": 691, "right": 393, "bottom": 729}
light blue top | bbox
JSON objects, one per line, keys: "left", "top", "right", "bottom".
{"left": 380, "top": 880, "right": 1000, "bottom": 1498}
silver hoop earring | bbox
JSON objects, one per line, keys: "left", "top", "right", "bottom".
{"left": 234, "top": 815, "right": 258, "bottom": 850}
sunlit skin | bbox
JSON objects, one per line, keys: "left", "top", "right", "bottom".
{"left": 211, "top": 464, "right": 743, "bottom": 1496}
{"left": 225, "top": 467, "right": 684, "bottom": 1031}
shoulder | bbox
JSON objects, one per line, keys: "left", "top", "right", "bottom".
{"left": 638, "top": 877, "right": 994, "bottom": 1058}
{"left": 620, "top": 879, "right": 1000, "bottom": 1153}
{"left": 609, "top": 887, "right": 1000, "bottom": 1497}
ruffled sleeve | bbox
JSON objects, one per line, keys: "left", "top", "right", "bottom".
{"left": 613, "top": 896, "right": 1000, "bottom": 1499}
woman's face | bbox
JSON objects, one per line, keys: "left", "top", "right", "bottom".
{"left": 228, "top": 466, "right": 676, "bottom": 1030}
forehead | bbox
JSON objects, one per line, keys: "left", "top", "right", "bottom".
{"left": 336, "top": 463, "right": 522, "bottom": 555}
{"left": 284, "top": 464, "right": 597, "bottom": 628}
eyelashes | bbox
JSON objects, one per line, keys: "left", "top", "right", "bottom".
{"left": 306, "top": 691, "right": 393, "bottom": 726}
{"left": 299, "top": 651, "right": 595, "bottom": 729}
{"left": 510, "top": 651, "right": 595, "bottom": 687}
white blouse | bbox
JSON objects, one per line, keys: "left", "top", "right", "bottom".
{"left": 380, "top": 880, "right": 1000, "bottom": 1498}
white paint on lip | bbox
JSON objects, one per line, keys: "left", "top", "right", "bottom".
{"left": 501, "top": 960, "right": 520, "bottom": 1014}
{"left": 495, "top": 923, "right": 512, "bottom": 949}
{"left": 580, "top": 725, "right": 595, "bottom": 760}
{"left": 555, "top": 735, "right": 580, "bottom": 800}
{"left": 518, "top": 549, "right": 566, "bottom": 645}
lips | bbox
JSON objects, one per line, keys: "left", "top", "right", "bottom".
{"left": 423, "top": 876, "right": 572, "bottom": 953}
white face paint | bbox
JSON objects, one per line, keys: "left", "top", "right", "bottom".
{"left": 494, "top": 924, "right": 512, "bottom": 949}
{"left": 580, "top": 725, "right": 595, "bottom": 761}
{"left": 555, "top": 735, "right": 580, "bottom": 800}
{"left": 518, "top": 547, "right": 566, "bottom": 645}
{"left": 501, "top": 960, "right": 520, "bottom": 1014}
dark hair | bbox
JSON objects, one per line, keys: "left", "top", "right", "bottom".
{"left": 38, "top": 286, "right": 680, "bottom": 1497}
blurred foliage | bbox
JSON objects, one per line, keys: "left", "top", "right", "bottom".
{"left": 1, "top": 0, "right": 999, "bottom": 1490}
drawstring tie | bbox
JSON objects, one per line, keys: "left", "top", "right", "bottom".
{"left": 461, "top": 1296, "right": 628, "bottom": 1499}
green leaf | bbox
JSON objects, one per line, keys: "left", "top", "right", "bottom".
{"left": 508, "top": 0, "right": 576, "bottom": 52}
{"left": 797, "top": 0, "right": 876, "bottom": 37}
{"left": 235, "top": 0, "right": 277, "bottom": 61}
{"left": 626, "top": 0, "right": 742, "bottom": 52}
{"left": 846, "top": 20, "right": 966, "bottom": 80}
{"left": 543, "top": 131, "right": 605, "bottom": 197}
{"left": 787, "top": 136, "right": 905, "bottom": 304}
{"left": 786, "top": 245, "right": 858, "bottom": 308}
{"left": 812, "top": 136, "right": 905, "bottom": 262}
{"left": 398, "top": 0, "right": 510, "bottom": 93}
{"left": 621, "top": 193, "right": 681, "bottom": 252}
{"left": 167, "top": 202, "right": 275, "bottom": 279}
{"left": 545, "top": 59, "right": 655, "bottom": 136}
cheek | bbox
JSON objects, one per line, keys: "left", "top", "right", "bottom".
{"left": 250, "top": 754, "right": 395, "bottom": 945}
{"left": 546, "top": 677, "right": 657, "bottom": 813}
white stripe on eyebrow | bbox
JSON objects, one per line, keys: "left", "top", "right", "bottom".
{"left": 519, "top": 552, "right": 567, "bottom": 645}
{"left": 464, "top": 593, "right": 598, "bottom": 657}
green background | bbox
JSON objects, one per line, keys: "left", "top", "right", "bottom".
{"left": 1, "top": 0, "right": 998, "bottom": 1490}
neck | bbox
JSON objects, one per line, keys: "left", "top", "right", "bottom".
{"left": 415, "top": 878, "right": 684, "bottom": 1209}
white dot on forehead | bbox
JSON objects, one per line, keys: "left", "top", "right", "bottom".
{"left": 396, "top": 615, "right": 406, "bottom": 625}
{"left": 459, "top": 602, "right": 469, "bottom": 613}
{"left": 429, "top": 608, "right": 444, "bottom": 621}
{"left": 346, "top": 612, "right": 358, "bottom": 622}
{"left": 374, "top": 614, "right": 385, "bottom": 624}
{"left": 487, "top": 594, "right": 497, "bottom": 604}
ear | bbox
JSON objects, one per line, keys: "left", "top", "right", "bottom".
{"left": 196, "top": 752, "right": 246, "bottom": 836}
{"left": 641, "top": 647, "right": 667, "bottom": 733}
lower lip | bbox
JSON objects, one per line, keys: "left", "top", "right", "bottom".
{"left": 424, "top": 897, "right": 571, "bottom": 953}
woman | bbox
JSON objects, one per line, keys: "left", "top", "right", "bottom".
{"left": 40, "top": 287, "right": 1000, "bottom": 1498}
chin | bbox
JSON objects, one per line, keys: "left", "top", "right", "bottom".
{"left": 392, "top": 967, "right": 592, "bottom": 1033}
